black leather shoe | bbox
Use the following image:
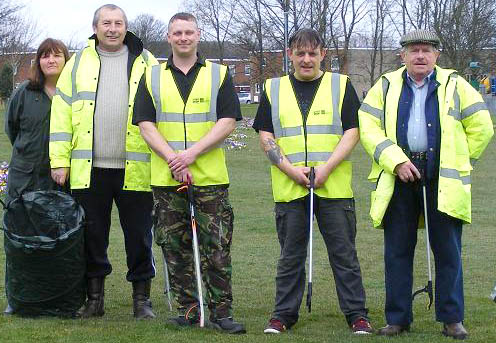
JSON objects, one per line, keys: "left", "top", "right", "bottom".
{"left": 167, "top": 315, "right": 200, "bottom": 327}
{"left": 210, "top": 317, "right": 246, "bottom": 334}
{"left": 132, "top": 280, "right": 156, "bottom": 319}
{"left": 377, "top": 324, "right": 410, "bottom": 336}
{"left": 442, "top": 322, "right": 468, "bottom": 340}
{"left": 77, "top": 277, "right": 105, "bottom": 318}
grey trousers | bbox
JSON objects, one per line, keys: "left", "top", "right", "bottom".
{"left": 272, "top": 196, "right": 368, "bottom": 328}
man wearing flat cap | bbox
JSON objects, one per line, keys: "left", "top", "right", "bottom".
{"left": 359, "top": 30, "right": 493, "bottom": 339}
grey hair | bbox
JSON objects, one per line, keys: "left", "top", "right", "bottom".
{"left": 93, "top": 4, "right": 128, "bottom": 29}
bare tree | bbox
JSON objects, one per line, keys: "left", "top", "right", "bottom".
{"left": 430, "top": 0, "right": 496, "bottom": 73}
{"left": 128, "top": 14, "right": 167, "bottom": 56}
{"left": 327, "top": 0, "right": 369, "bottom": 74}
{"left": 186, "top": 0, "right": 236, "bottom": 64}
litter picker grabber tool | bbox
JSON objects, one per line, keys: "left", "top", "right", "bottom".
{"left": 161, "top": 247, "right": 173, "bottom": 311}
{"left": 178, "top": 179, "right": 205, "bottom": 327}
{"left": 412, "top": 178, "right": 433, "bottom": 310}
{"left": 306, "top": 167, "right": 315, "bottom": 313}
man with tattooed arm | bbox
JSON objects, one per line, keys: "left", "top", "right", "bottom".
{"left": 252, "top": 28, "right": 372, "bottom": 334}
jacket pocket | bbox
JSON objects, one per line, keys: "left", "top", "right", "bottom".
{"left": 7, "top": 159, "right": 35, "bottom": 198}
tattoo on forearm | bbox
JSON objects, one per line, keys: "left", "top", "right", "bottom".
{"left": 263, "top": 138, "right": 283, "bottom": 165}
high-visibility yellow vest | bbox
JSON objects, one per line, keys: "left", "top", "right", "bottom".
{"left": 359, "top": 66, "right": 494, "bottom": 227}
{"left": 265, "top": 72, "right": 352, "bottom": 202}
{"left": 50, "top": 33, "right": 158, "bottom": 191}
{"left": 145, "top": 60, "right": 229, "bottom": 186}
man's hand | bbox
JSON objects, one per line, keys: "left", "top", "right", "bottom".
{"left": 313, "top": 164, "right": 331, "bottom": 188}
{"left": 288, "top": 166, "right": 311, "bottom": 187}
{"left": 51, "top": 167, "right": 69, "bottom": 186}
{"left": 394, "top": 161, "right": 421, "bottom": 182}
{"left": 172, "top": 167, "right": 194, "bottom": 184}
{"left": 168, "top": 149, "right": 198, "bottom": 173}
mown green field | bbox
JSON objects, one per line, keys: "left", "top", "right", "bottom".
{"left": 0, "top": 103, "right": 495, "bottom": 342}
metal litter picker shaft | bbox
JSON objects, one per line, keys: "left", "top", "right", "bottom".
{"left": 412, "top": 180, "right": 433, "bottom": 310}
{"left": 306, "top": 167, "right": 315, "bottom": 313}
{"left": 178, "top": 180, "right": 205, "bottom": 327}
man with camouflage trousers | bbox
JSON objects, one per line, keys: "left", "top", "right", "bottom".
{"left": 132, "top": 12, "right": 245, "bottom": 334}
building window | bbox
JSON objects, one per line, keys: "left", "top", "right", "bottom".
{"left": 244, "top": 64, "right": 251, "bottom": 75}
{"left": 255, "top": 83, "right": 260, "bottom": 94}
{"left": 229, "top": 64, "right": 236, "bottom": 75}
{"left": 331, "top": 57, "right": 340, "bottom": 72}
{"left": 31, "top": 59, "right": 35, "bottom": 66}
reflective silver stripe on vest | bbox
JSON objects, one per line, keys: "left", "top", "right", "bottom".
{"left": 157, "top": 112, "right": 214, "bottom": 123}
{"left": 270, "top": 78, "right": 283, "bottom": 138}
{"left": 287, "top": 152, "right": 333, "bottom": 164}
{"left": 440, "top": 168, "right": 471, "bottom": 185}
{"left": 71, "top": 150, "right": 92, "bottom": 159}
{"left": 50, "top": 132, "right": 72, "bottom": 142}
{"left": 126, "top": 151, "right": 151, "bottom": 162}
{"left": 381, "top": 77, "right": 389, "bottom": 130}
{"left": 461, "top": 102, "right": 487, "bottom": 120}
{"left": 306, "top": 124, "right": 343, "bottom": 135}
{"left": 151, "top": 64, "right": 163, "bottom": 119}
{"left": 374, "top": 139, "right": 394, "bottom": 163}
{"left": 331, "top": 73, "right": 341, "bottom": 127}
{"left": 360, "top": 103, "right": 384, "bottom": 121}
{"left": 56, "top": 88, "right": 72, "bottom": 105}
{"left": 280, "top": 126, "right": 302, "bottom": 137}
{"left": 168, "top": 141, "right": 195, "bottom": 150}
{"left": 70, "top": 49, "right": 97, "bottom": 103}
{"left": 209, "top": 63, "right": 220, "bottom": 122}
{"left": 448, "top": 89, "right": 461, "bottom": 121}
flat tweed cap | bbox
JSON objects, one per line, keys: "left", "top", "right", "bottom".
{"left": 400, "top": 30, "right": 440, "bottom": 48}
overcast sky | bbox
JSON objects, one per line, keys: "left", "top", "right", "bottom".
{"left": 18, "top": 0, "right": 184, "bottom": 47}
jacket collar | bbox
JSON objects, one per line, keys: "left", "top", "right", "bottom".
{"left": 87, "top": 31, "right": 144, "bottom": 56}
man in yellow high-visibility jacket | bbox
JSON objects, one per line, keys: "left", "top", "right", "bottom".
{"left": 133, "top": 12, "right": 245, "bottom": 334}
{"left": 49, "top": 4, "right": 158, "bottom": 319}
{"left": 359, "top": 30, "right": 493, "bottom": 339}
{"left": 253, "top": 28, "right": 373, "bottom": 335}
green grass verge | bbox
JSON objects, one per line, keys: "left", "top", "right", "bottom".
{"left": 0, "top": 104, "right": 495, "bottom": 342}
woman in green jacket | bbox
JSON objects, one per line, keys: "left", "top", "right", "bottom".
{"left": 3, "top": 38, "right": 69, "bottom": 314}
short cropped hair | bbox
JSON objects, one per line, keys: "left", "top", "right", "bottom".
{"left": 28, "top": 38, "right": 70, "bottom": 91}
{"left": 92, "top": 4, "right": 128, "bottom": 29}
{"left": 168, "top": 12, "right": 198, "bottom": 31}
{"left": 289, "top": 28, "right": 324, "bottom": 50}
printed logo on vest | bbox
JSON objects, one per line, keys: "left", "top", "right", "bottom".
{"left": 192, "top": 97, "right": 207, "bottom": 104}
{"left": 313, "top": 109, "right": 328, "bottom": 116}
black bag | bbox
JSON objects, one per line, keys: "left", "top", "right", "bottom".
{"left": 2, "top": 190, "right": 86, "bottom": 317}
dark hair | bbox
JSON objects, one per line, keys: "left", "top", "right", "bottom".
{"left": 93, "top": 4, "right": 128, "bottom": 29}
{"left": 27, "top": 38, "right": 69, "bottom": 91}
{"left": 168, "top": 12, "right": 198, "bottom": 31}
{"left": 289, "top": 28, "right": 324, "bottom": 50}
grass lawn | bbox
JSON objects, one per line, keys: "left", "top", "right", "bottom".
{"left": 0, "top": 103, "right": 495, "bottom": 342}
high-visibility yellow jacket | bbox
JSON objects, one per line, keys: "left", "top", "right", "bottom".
{"left": 265, "top": 72, "right": 352, "bottom": 202}
{"left": 49, "top": 32, "right": 158, "bottom": 191}
{"left": 144, "top": 60, "right": 229, "bottom": 187}
{"left": 359, "top": 66, "right": 494, "bottom": 227}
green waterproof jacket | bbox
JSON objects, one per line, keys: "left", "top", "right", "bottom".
{"left": 4, "top": 81, "right": 56, "bottom": 200}
{"left": 49, "top": 31, "right": 158, "bottom": 191}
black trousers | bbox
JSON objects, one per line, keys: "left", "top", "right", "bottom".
{"left": 273, "top": 196, "right": 368, "bottom": 328}
{"left": 72, "top": 168, "right": 155, "bottom": 282}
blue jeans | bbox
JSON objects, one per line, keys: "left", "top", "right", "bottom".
{"left": 383, "top": 178, "right": 464, "bottom": 326}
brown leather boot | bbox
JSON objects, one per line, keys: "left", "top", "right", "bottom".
{"left": 442, "top": 322, "right": 468, "bottom": 340}
{"left": 77, "top": 277, "right": 105, "bottom": 318}
{"left": 132, "top": 280, "right": 156, "bottom": 319}
{"left": 377, "top": 324, "right": 410, "bottom": 336}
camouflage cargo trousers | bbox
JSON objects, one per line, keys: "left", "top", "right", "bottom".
{"left": 152, "top": 185, "right": 234, "bottom": 319}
